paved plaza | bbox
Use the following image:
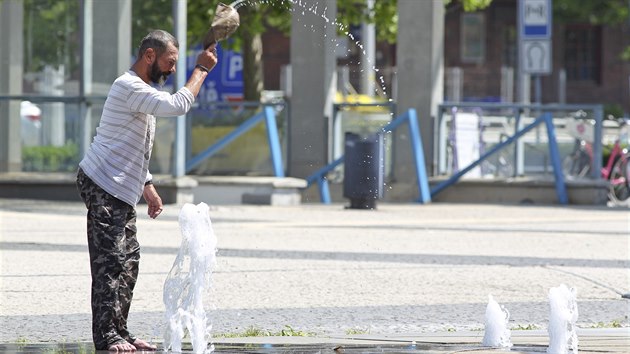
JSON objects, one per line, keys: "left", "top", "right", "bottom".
{"left": 0, "top": 198, "right": 628, "bottom": 353}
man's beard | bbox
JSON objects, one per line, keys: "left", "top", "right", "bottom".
{"left": 149, "top": 61, "right": 170, "bottom": 87}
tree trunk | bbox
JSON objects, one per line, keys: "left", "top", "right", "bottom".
{"left": 241, "top": 24, "right": 263, "bottom": 101}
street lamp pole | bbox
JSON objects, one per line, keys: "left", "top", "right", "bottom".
{"left": 173, "top": 0, "right": 187, "bottom": 177}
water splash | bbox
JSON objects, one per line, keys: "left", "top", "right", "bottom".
{"left": 547, "top": 284, "right": 579, "bottom": 354}
{"left": 231, "top": 0, "right": 390, "bottom": 99}
{"left": 163, "top": 203, "right": 218, "bottom": 354}
{"left": 230, "top": 0, "right": 248, "bottom": 10}
{"left": 482, "top": 294, "right": 512, "bottom": 348}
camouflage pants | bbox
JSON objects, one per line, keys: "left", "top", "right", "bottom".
{"left": 76, "top": 168, "right": 140, "bottom": 350}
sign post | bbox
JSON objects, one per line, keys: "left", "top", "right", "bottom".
{"left": 518, "top": 0, "right": 552, "bottom": 111}
{"left": 519, "top": 0, "right": 552, "bottom": 75}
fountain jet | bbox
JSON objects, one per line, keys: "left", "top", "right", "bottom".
{"left": 547, "top": 284, "right": 579, "bottom": 354}
{"left": 482, "top": 294, "right": 513, "bottom": 348}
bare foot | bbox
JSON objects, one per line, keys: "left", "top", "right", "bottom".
{"left": 108, "top": 341, "right": 136, "bottom": 352}
{"left": 130, "top": 338, "right": 157, "bottom": 351}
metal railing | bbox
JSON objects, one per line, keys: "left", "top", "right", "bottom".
{"left": 306, "top": 108, "right": 431, "bottom": 204}
{"left": 1, "top": 96, "right": 287, "bottom": 177}
{"left": 435, "top": 103, "right": 604, "bottom": 181}
{"left": 432, "top": 112, "right": 568, "bottom": 204}
{"left": 0, "top": 95, "right": 106, "bottom": 103}
{"left": 186, "top": 103, "right": 286, "bottom": 177}
{"left": 0, "top": 95, "right": 107, "bottom": 168}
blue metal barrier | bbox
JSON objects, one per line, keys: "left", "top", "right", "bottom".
{"left": 306, "top": 108, "right": 431, "bottom": 204}
{"left": 436, "top": 102, "right": 604, "bottom": 180}
{"left": 431, "top": 112, "right": 568, "bottom": 204}
{"left": 305, "top": 157, "right": 343, "bottom": 204}
{"left": 185, "top": 105, "right": 285, "bottom": 177}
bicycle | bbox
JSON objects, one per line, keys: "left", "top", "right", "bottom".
{"left": 562, "top": 110, "right": 593, "bottom": 178}
{"left": 563, "top": 112, "right": 630, "bottom": 205}
{"left": 606, "top": 131, "right": 630, "bottom": 204}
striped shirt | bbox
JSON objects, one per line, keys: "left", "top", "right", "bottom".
{"left": 79, "top": 70, "right": 195, "bottom": 206}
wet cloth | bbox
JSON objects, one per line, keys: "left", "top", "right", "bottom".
{"left": 76, "top": 168, "right": 140, "bottom": 350}
{"left": 79, "top": 70, "right": 195, "bottom": 207}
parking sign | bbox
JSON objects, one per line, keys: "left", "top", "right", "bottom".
{"left": 519, "top": 0, "right": 552, "bottom": 74}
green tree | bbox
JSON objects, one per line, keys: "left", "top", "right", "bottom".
{"left": 23, "top": 0, "right": 79, "bottom": 75}
{"left": 137, "top": 0, "right": 630, "bottom": 99}
{"left": 131, "top": 0, "right": 173, "bottom": 54}
{"left": 18, "top": 0, "right": 630, "bottom": 99}
{"left": 190, "top": 0, "right": 498, "bottom": 100}
{"left": 554, "top": 0, "right": 629, "bottom": 25}
{"left": 129, "top": 0, "right": 495, "bottom": 100}
{"left": 552, "top": 0, "right": 630, "bottom": 61}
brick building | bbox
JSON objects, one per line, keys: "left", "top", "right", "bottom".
{"left": 444, "top": 0, "right": 630, "bottom": 115}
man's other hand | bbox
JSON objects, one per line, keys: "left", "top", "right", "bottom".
{"left": 143, "top": 184, "right": 163, "bottom": 219}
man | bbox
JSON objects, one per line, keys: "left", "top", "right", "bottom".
{"left": 76, "top": 30, "right": 217, "bottom": 352}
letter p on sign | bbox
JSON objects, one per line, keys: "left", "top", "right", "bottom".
{"left": 229, "top": 56, "right": 243, "bottom": 80}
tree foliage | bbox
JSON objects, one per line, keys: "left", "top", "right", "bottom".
{"left": 129, "top": 0, "right": 630, "bottom": 59}
{"left": 445, "top": 0, "right": 493, "bottom": 12}
{"left": 188, "top": 0, "right": 494, "bottom": 99}
{"left": 553, "top": 0, "right": 629, "bottom": 25}
{"left": 127, "top": 0, "right": 496, "bottom": 98}
{"left": 17, "top": 0, "right": 630, "bottom": 97}
{"left": 189, "top": 0, "right": 494, "bottom": 48}
{"left": 22, "top": 0, "right": 79, "bottom": 73}
{"left": 131, "top": 0, "right": 173, "bottom": 53}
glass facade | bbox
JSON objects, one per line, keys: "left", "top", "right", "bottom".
{"left": 0, "top": 0, "right": 273, "bottom": 176}
{"left": 0, "top": 0, "right": 128, "bottom": 173}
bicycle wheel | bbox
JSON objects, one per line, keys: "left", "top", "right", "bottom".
{"left": 608, "top": 155, "right": 630, "bottom": 204}
{"left": 562, "top": 150, "right": 591, "bottom": 178}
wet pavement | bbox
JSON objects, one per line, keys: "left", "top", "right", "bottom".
{"left": 0, "top": 198, "right": 628, "bottom": 353}
{"left": 1, "top": 329, "right": 629, "bottom": 354}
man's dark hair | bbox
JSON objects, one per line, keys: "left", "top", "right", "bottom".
{"left": 138, "top": 30, "right": 179, "bottom": 57}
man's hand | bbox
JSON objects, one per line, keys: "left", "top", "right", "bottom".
{"left": 198, "top": 44, "right": 219, "bottom": 72}
{"left": 143, "top": 184, "right": 163, "bottom": 219}
{"left": 185, "top": 45, "right": 219, "bottom": 97}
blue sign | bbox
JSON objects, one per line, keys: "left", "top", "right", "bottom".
{"left": 186, "top": 43, "right": 243, "bottom": 103}
{"left": 519, "top": 0, "right": 552, "bottom": 39}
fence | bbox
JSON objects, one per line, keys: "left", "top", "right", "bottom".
{"left": 1, "top": 96, "right": 288, "bottom": 177}
{"left": 432, "top": 111, "right": 568, "bottom": 204}
{"left": 306, "top": 108, "right": 431, "bottom": 204}
{"left": 435, "top": 103, "right": 605, "bottom": 181}
{"left": 186, "top": 103, "right": 285, "bottom": 177}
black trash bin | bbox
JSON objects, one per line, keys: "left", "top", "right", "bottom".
{"left": 343, "top": 132, "right": 384, "bottom": 209}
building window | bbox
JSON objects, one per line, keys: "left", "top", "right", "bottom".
{"left": 564, "top": 25, "right": 601, "bottom": 83}
{"left": 502, "top": 26, "right": 517, "bottom": 68}
{"left": 461, "top": 13, "right": 485, "bottom": 63}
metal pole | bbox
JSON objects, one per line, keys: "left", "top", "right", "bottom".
{"left": 534, "top": 75, "right": 542, "bottom": 104}
{"left": 517, "top": 0, "right": 522, "bottom": 103}
{"left": 263, "top": 106, "right": 285, "bottom": 177}
{"left": 558, "top": 69, "right": 566, "bottom": 103}
{"left": 543, "top": 113, "right": 568, "bottom": 204}
{"left": 514, "top": 107, "right": 524, "bottom": 176}
{"left": 517, "top": 0, "right": 531, "bottom": 105}
{"left": 404, "top": 109, "right": 431, "bottom": 204}
{"left": 173, "top": 0, "right": 187, "bottom": 177}
{"left": 592, "top": 105, "right": 604, "bottom": 180}
{"left": 360, "top": 0, "right": 375, "bottom": 96}
{"left": 79, "top": 0, "right": 93, "bottom": 158}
